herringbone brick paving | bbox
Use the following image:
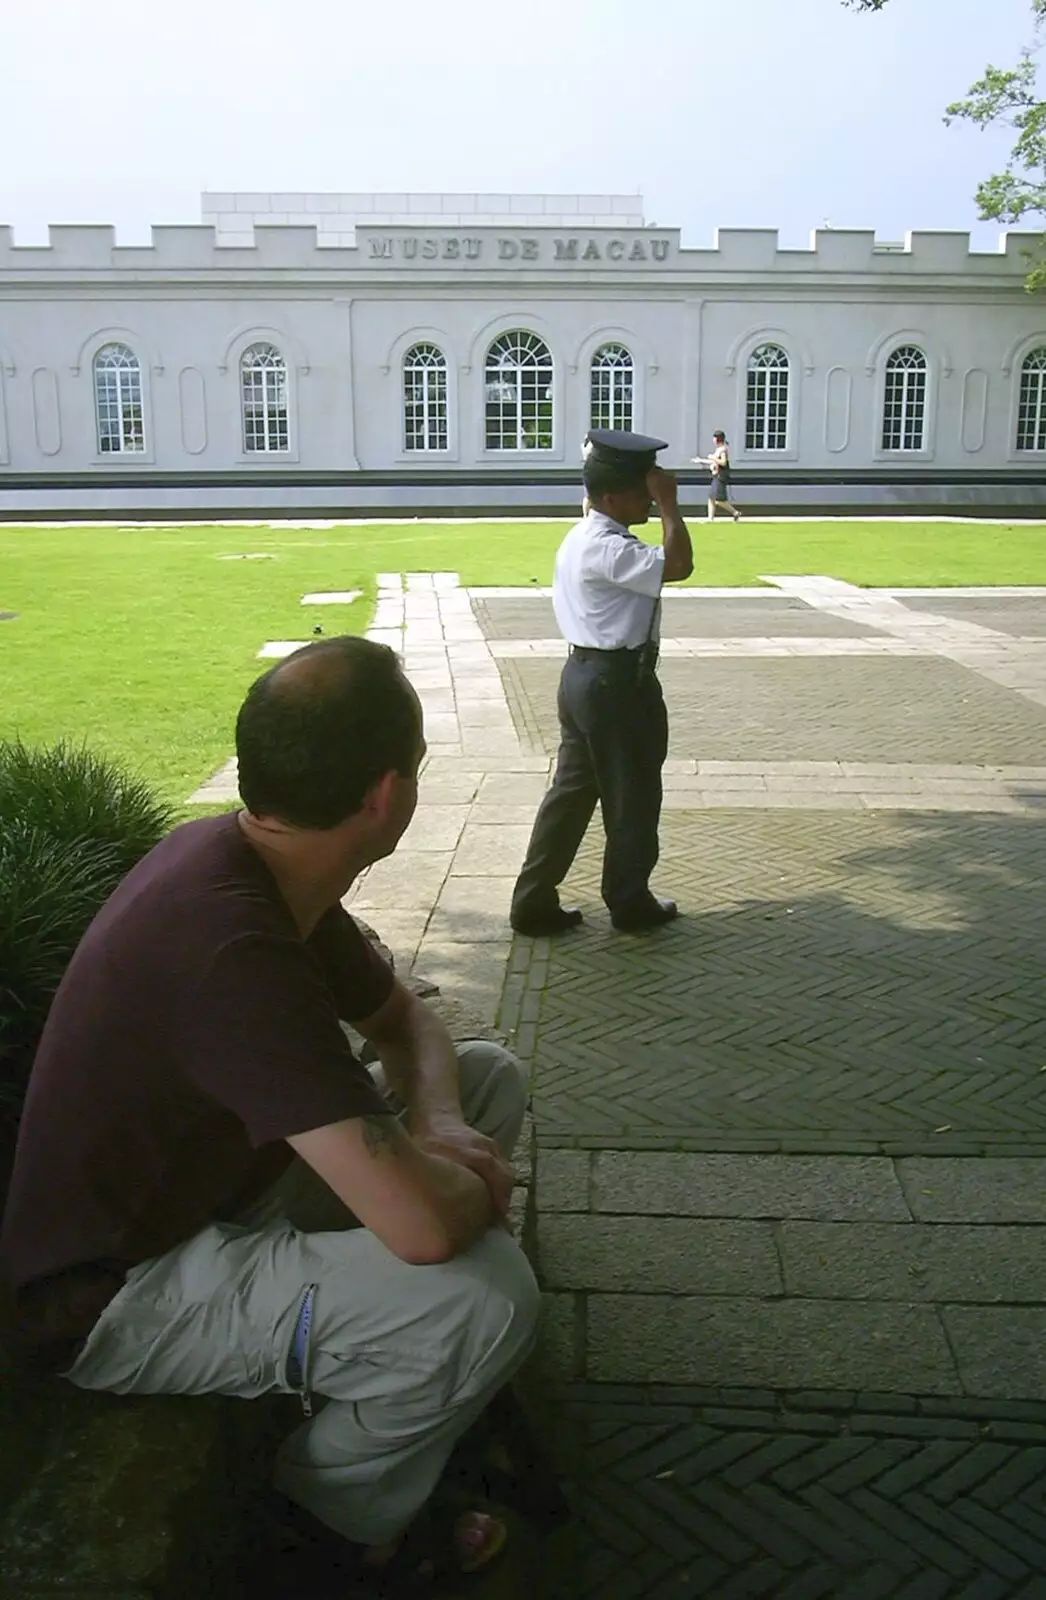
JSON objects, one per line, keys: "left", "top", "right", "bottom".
{"left": 539, "top": 1387, "right": 1046, "bottom": 1598}
{"left": 483, "top": 590, "right": 1046, "bottom": 1591}
{"left": 473, "top": 596, "right": 886, "bottom": 640}
{"left": 499, "top": 656, "right": 1046, "bottom": 764}
{"left": 522, "top": 811, "right": 1046, "bottom": 1153}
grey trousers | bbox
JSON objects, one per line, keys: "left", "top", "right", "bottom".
{"left": 66, "top": 1042, "right": 540, "bottom": 1546}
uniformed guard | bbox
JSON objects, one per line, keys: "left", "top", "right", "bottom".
{"left": 509, "top": 429, "right": 694, "bottom": 936}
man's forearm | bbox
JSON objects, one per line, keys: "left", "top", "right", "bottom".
{"left": 661, "top": 504, "right": 694, "bottom": 581}
{"left": 422, "top": 1148, "right": 499, "bottom": 1253}
{"left": 376, "top": 993, "right": 463, "bottom": 1133}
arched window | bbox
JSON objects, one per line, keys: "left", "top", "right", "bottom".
{"left": 403, "top": 343, "right": 448, "bottom": 452}
{"left": 484, "top": 331, "right": 553, "bottom": 451}
{"left": 94, "top": 343, "right": 144, "bottom": 454}
{"left": 882, "top": 345, "right": 927, "bottom": 452}
{"left": 745, "top": 343, "right": 789, "bottom": 451}
{"left": 1016, "top": 348, "right": 1046, "bottom": 451}
{"left": 590, "top": 342, "right": 634, "bottom": 432}
{"left": 241, "top": 343, "right": 288, "bottom": 453}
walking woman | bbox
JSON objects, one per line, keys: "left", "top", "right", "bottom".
{"left": 696, "top": 430, "right": 741, "bottom": 523}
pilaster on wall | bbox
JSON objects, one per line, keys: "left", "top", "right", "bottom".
{"left": 682, "top": 299, "right": 703, "bottom": 458}
{"left": 0, "top": 344, "right": 12, "bottom": 464}
{"left": 337, "top": 298, "right": 361, "bottom": 472}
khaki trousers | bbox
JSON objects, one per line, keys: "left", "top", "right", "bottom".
{"left": 66, "top": 1042, "right": 540, "bottom": 1546}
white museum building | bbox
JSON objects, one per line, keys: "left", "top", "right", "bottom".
{"left": 1, "top": 190, "right": 1045, "bottom": 518}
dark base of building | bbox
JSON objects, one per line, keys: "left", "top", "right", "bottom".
{"left": 1, "top": 467, "right": 1044, "bottom": 521}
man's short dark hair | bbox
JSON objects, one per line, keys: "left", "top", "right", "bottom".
{"left": 236, "top": 636, "right": 420, "bottom": 829}
{"left": 582, "top": 458, "right": 645, "bottom": 499}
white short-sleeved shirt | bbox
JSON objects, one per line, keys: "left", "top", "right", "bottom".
{"left": 553, "top": 509, "right": 665, "bottom": 649}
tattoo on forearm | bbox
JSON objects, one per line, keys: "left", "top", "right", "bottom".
{"left": 361, "top": 1114, "right": 398, "bottom": 1156}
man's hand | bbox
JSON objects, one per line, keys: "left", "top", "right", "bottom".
{"left": 414, "top": 1118, "right": 515, "bottom": 1221}
{"left": 646, "top": 465, "right": 679, "bottom": 508}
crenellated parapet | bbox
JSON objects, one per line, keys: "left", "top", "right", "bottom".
{"left": 0, "top": 223, "right": 1038, "bottom": 278}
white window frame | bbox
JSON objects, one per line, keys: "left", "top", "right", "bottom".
{"left": 880, "top": 344, "right": 929, "bottom": 454}
{"left": 93, "top": 343, "right": 146, "bottom": 458}
{"left": 240, "top": 342, "right": 290, "bottom": 455}
{"left": 744, "top": 343, "right": 790, "bottom": 453}
{"left": 590, "top": 342, "right": 634, "bottom": 432}
{"left": 403, "top": 342, "right": 449, "bottom": 453}
{"left": 483, "top": 330, "right": 555, "bottom": 453}
{"left": 1015, "top": 348, "right": 1046, "bottom": 454}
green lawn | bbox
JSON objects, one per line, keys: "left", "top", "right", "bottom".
{"left": 1, "top": 517, "right": 1044, "bottom": 805}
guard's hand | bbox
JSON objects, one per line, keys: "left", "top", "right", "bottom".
{"left": 646, "top": 466, "right": 679, "bottom": 508}
{"left": 415, "top": 1120, "right": 515, "bottom": 1219}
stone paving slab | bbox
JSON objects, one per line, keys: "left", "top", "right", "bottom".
{"left": 778, "top": 1222, "right": 1046, "bottom": 1303}
{"left": 521, "top": 810, "right": 1046, "bottom": 1154}
{"left": 538, "top": 1217, "right": 783, "bottom": 1295}
{"left": 539, "top": 1384, "right": 1046, "bottom": 1598}
{"left": 349, "top": 852, "right": 453, "bottom": 912}
{"left": 399, "top": 804, "right": 470, "bottom": 851}
{"left": 586, "top": 1297, "right": 959, "bottom": 1390}
{"left": 584, "top": 1154, "right": 913, "bottom": 1221}
{"left": 404, "top": 940, "right": 513, "bottom": 1027}
{"left": 896, "top": 1158, "right": 1046, "bottom": 1222}
{"left": 425, "top": 873, "right": 515, "bottom": 942}
{"left": 941, "top": 1309, "right": 1046, "bottom": 1401}
{"left": 500, "top": 656, "right": 1046, "bottom": 765}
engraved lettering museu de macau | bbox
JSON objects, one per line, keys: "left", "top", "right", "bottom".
{"left": 366, "top": 235, "right": 673, "bottom": 265}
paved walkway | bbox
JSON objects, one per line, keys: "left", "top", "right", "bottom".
{"left": 190, "top": 575, "right": 1046, "bottom": 1597}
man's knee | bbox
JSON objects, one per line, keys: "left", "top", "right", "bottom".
{"left": 457, "top": 1039, "right": 526, "bottom": 1092}
{"left": 455, "top": 1041, "right": 528, "bottom": 1148}
{"left": 450, "top": 1232, "right": 540, "bottom": 1395}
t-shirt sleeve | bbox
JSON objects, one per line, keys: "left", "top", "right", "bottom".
{"left": 306, "top": 905, "right": 396, "bottom": 1024}
{"left": 179, "top": 930, "right": 391, "bottom": 1147}
{"left": 586, "top": 534, "right": 665, "bottom": 597}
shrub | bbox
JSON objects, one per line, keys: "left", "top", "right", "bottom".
{"left": 0, "top": 741, "right": 172, "bottom": 876}
{"left": 0, "top": 742, "right": 173, "bottom": 1113}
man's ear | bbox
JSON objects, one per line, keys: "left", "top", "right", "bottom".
{"left": 362, "top": 767, "right": 399, "bottom": 822}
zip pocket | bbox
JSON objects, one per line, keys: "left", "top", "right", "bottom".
{"left": 285, "top": 1283, "right": 318, "bottom": 1419}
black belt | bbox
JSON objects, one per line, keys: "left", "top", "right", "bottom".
{"left": 569, "top": 644, "right": 643, "bottom": 660}
{"left": 569, "top": 642, "right": 660, "bottom": 684}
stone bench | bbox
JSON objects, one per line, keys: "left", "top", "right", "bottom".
{"left": 0, "top": 1360, "right": 300, "bottom": 1595}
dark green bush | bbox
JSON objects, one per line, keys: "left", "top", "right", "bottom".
{"left": 0, "top": 741, "right": 172, "bottom": 876}
{"left": 0, "top": 742, "right": 173, "bottom": 1112}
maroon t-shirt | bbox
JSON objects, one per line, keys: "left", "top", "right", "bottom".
{"left": 0, "top": 813, "right": 394, "bottom": 1368}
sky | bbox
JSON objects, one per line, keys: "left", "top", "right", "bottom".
{"left": 0, "top": 0, "right": 1039, "bottom": 249}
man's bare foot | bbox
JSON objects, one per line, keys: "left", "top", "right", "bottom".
{"left": 362, "top": 1510, "right": 506, "bottom": 1577}
{"left": 456, "top": 1510, "right": 508, "bottom": 1573}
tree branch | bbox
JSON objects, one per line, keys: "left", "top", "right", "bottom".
{"left": 847, "top": 0, "right": 1046, "bottom": 290}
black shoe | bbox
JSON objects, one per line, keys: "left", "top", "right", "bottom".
{"left": 510, "top": 904, "right": 584, "bottom": 937}
{"left": 610, "top": 895, "right": 679, "bottom": 932}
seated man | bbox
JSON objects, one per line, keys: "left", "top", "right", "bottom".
{"left": 1, "top": 636, "right": 539, "bottom": 1582}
